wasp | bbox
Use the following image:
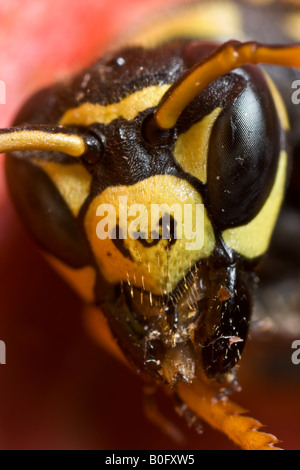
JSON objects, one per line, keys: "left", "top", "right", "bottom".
{"left": 1, "top": 0, "right": 300, "bottom": 448}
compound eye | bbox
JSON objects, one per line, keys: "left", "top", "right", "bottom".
{"left": 207, "top": 68, "right": 281, "bottom": 230}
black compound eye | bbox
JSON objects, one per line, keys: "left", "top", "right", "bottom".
{"left": 207, "top": 67, "right": 281, "bottom": 230}
{"left": 5, "top": 156, "right": 91, "bottom": 269}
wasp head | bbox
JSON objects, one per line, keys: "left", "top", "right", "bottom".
{"left": 2, "top": 39, "right": 293, "bottom": 385}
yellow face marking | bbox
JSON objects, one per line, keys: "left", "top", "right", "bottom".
{"left": 84, "top": 175, "right": 215, "bottom": 295}
{"left": 263, "top": 72, "right": 290, "bottom": 131}
{"left": 33, "top": 160, "right": 92, "bottom": 216}
{"left": 126, "top": 2, "right": 243, "bottom": 48}
{"left": 222, "top": 150, "right": 287, "bottom": 259}
{"left": 44, "top": 254, "right": 96, "bottom": 303}
{"left": 173, "top": 108, "right": 222, "bottom": 184}
{"left": 283, "top": 12, "right": 300, "bottom": 42}
{"left": 59, "top": 85, "right": 171, "bottom": 127}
